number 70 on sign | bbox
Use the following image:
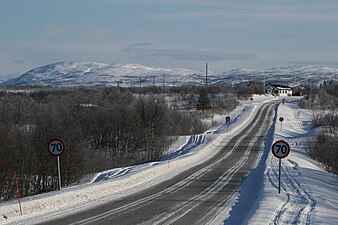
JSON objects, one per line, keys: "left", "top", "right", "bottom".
{"left": 271, "top": 140, "right": 290, "bottom": 159}
{"left": 47, "top": 138, "right": 65, "bottom": 156}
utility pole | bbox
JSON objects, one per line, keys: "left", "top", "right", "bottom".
{"left": 203, "top": 62, "right": 208, "bottom": 111}
{"left": 163, "top": 74, "right": 165, "bottom": 97}
{"left": 138, "top": 75, "right": 142, "bottom": 98}
{"left": 205, "top": 62, "right": 208, "bottom": 87}
{"left": 263, "top": 76, "right": 266, "bottom": 94}
{"left": 153, "top": 76, "right": 155, "bottom": 94}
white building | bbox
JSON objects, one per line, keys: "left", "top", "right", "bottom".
{"left": 266, "top": 84, "right": 292, "bottom": 96}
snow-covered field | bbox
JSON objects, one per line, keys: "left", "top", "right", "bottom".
{"left": 1, "top": 95, "right": 337, "bottom": 225}
{"left": 245, "top": 100, "right": 338, "bottom": 225}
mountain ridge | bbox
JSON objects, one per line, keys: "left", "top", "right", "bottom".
{"left": 4, "top": 61, "right": 338, "bottom": 87}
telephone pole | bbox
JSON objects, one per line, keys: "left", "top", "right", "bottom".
{"left": 163, "top": 74, "right": 165, "bottom": 97}
{"left": 152, "top": 76, "right": 155, "bottom": 94}
{"left": 205, "top": 62, "right": 208, "bottom": 87}
{"left": 263, "top": 76, "right": 266, "bottom": 94}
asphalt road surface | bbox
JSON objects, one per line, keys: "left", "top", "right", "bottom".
{"left": 38, "top": 102, "right": 275, "bottom": 225}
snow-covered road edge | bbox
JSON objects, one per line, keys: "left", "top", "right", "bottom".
{"left": 1, "top": 96, "right": 272, "bottom": 225}
{"left": 244, "top": 99, "right": 338, "bottom": 225}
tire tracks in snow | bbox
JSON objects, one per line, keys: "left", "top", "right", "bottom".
{"left": 267, "top": 158, "right": 316, "bottom": 225}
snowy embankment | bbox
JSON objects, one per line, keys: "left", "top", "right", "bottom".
{"left": 245, "top": 99, "right": 338, "bottom": 225}
{"left": 0, "top": 95, "right": 269, "bottom": 224}
{"left": 2, "top": 96, "right": 337, "bottom": 225}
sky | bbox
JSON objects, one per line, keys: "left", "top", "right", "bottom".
{"left": 1, "top": 0, "right": 338, "bottom": 79}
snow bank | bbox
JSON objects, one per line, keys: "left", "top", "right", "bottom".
{"left": 0, "top": 96, "right": 273, "bottom": 224}
{"left": 245, "top": 98, "right": 338, "bottom": 225}
{"left": 4, "top": 96, "right": 336, "bottom": 225}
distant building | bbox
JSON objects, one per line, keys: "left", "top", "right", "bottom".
{"left": 265, "top": 84, "right": 292, "bottom": 96}
{"left": 292, "top": 85, "right": 304, "bottom": 96}
{"left": 293, "top": 91, "right": 302, "bottom": 96}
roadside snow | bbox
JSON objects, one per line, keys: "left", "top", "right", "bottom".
{"left": 1, "top": 95, "right": 337, "bottom": 225}
{"left": 0, "top": 95, "right": 267, "bottom": 224}
{"left": 245, "top": 98, "right": 338, "bottom": 225}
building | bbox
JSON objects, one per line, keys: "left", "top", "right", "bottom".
{"left": 265, "top": 84, "right": 292, "bottom": 96}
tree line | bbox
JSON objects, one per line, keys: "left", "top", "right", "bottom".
{"left": 301, "top": 81, "right": 338, "bottom": 174}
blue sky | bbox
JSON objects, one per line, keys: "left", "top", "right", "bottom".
{"left": 1, "top": 0, "right": 338, "bottom": 78}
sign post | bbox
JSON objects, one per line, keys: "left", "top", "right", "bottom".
{"left": 57, "top": 156, "right": 62, "bottom": 191}
{"left": 226, "top": 116, "right": 231, "bottom": 130}
{"left": 271, "top": 140, "right": 291, "bottom": 193}
{"left": 47, "top": 138, "right": 65, "bottom": 191}
{"left": 279, "top": 117, "right": 284, "bottom": 131}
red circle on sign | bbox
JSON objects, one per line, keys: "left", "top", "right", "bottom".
{"left": 47, "top": 138, "right": 65, "bottom": 156}
{"left": 271, "top": 140, "right": 290, "bottom": 159}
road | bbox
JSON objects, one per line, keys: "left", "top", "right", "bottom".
{"left": 39, "top": 103, "right": 275, "bottom": 225}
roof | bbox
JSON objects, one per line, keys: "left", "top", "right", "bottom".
{"left": 267, "top": 84, "right": 292, "bottom": 89}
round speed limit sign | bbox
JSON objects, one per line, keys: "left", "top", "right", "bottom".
{"left": 271, "top": 140, "right": 290, "bottom": 159}
{"left": 47, "top": 138, "right": 65, "bottom": 156}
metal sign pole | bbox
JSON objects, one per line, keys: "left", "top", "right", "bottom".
{"left": 226, "top": 116, "right": 230, "bottom": 131}
{"left": 272, "top": 140, "right": 290, "bottom": 194}
{"left": 279, "top": 158, "right": 281, "bottom": 194}
{"left": 48, "top": 138, "right": 65, "bottom": 191}
{"left": 279, "top": 117, "right": 284, "bottom": 131}
{"left": 57, "top": 156, "right": 62, "bottom": 191}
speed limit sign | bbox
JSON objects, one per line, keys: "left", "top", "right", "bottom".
{"left": 272, "top": 140, "right": 290, "bottom": 194}
{"left": 47, "top": 138, "right": 65, "bottom": 156}
{"left": 271, "top": 140, "right": 290, "bottom": 159}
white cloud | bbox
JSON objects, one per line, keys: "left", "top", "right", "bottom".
{"left": 146, "top": 1, "right": 338, "bottom": 23}
{"left": 80, "top": 27, "right": 115, "bottom": 38}
{"left": 42, "top": 25, "right": 65, "bottom": 36}
{"left": 123, "top": 46, "right": 257, "bottom": 61}
{"left": 289, "top": 60, "right": 338, "bottom": 67}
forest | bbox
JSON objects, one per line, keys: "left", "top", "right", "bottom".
{"left": 2, "top": 80, "right": 336, "bottom": 202}
{"left": 0, "top": 85, "right": 237, "bottom": 201}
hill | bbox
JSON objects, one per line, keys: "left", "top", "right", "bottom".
{"left": 4, "top": 62, "right": 338, "bottom": 87}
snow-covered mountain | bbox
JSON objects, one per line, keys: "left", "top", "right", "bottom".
{"left": 5, "top": 62, "right": 201, "bottom": 87}
{"left": 4, "top": 62, "right": 338, "bottom": 87}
